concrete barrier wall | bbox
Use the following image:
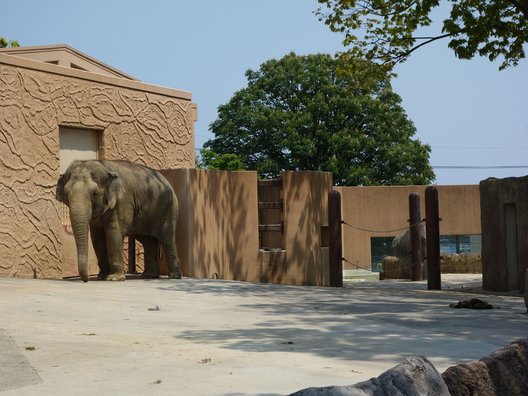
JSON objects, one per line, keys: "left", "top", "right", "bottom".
{"left": 161, "top": 169, "right": 332, "bottom": 286}
{"left": 161, "top": 169, "right": 261, "bottom": 281}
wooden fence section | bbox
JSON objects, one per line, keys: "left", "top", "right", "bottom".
{"left": 258, "top": 179, "right": 283, "bottom": 250}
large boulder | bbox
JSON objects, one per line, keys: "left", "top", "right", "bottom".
{"left": 290, "top": 356, "right": 449, "bottom": 396}
{"left": 442, "top": 338, "right": 528, "bottom": 396}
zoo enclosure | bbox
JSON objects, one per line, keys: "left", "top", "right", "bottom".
{"left": 140, "top": 173, "right": 480, "bottom": 287}
{"left": 334, "top": 184, "right": 481, "bottom": 275}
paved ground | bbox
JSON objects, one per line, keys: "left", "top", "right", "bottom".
{"left": 0, "top": 274, "right": 526, "bottom": 396}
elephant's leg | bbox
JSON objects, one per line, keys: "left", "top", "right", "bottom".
{"left": 90, "top": 225, "right": 109, "bottom": 280}
{"left": 139, "top": 236, "right": 160, "bottom": 279}
{"left": 161, "top": 237, "right": 182, "bottom": 279}
{"left": 104, "top": 223, "right": 126, "bottom": 281}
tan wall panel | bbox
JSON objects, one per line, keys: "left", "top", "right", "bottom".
{"left": 162, "top": 169, "right": 261, "bottom": 281}
{"left": 282, "top": 171, "right": 333, "bottom": 286}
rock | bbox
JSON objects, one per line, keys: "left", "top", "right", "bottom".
{"left": 290, "top": 356, "right": 449, "bottom": 396}
{"left": 291, "top": 340, "right": 528, "bottom": 396}
{"left": 442, "top": 338, "right": 528, "bottom": 396}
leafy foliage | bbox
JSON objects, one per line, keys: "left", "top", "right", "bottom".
{"left": 316, "top": 0, "right": 528, "bottom": 70}
{"left": 0, "top": 37, "right": 20, "bottom": 48}
{"left": 204, "top": 53, "right": 434, "bottom": 186}
{"left": 197, "top": 148, "right": 245, "bottom": 171}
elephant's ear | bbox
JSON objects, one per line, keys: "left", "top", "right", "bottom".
{"left": 56, "top": 174, "right": 68, "bottom": 204}
{"left": 106, "top": 171, "right": 124, "bottom": 210}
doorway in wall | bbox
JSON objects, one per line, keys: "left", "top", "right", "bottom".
{"left": 58, "top": 127, "right": 100, "bottom": 225}
{"left": 58, "top": 127, "right": 101, "bottom": 278}
{"left": 59, "top": 127, "right": 99, "bottom": 173}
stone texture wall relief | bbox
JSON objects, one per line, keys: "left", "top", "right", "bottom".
{"left": 1, "top": 66, "right": 62, "bottom": 278}
{"left": 0, "top": 62, "right": 195, "bottom": 278}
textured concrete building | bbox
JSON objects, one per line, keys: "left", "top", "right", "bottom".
{"left": 0, "top": 45, "right": 197, "bottom": 279}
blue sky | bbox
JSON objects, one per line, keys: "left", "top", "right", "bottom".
{"left": 3, "top": 0, "right": 528, "bottom": 185}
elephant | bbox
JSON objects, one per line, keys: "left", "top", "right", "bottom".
{"left": 56, "top": 159, "right": 182, "bottom": 282}
{"left": 391, "top": 223, "right": 427, "bottom": 277}
{"left": 391, "top": 223, "right": 427, "bottom": 258}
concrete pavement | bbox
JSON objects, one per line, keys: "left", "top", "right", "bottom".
{"left": 0, "top": 274, "right": 526, "bottom": 395}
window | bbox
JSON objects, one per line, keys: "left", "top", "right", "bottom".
{"left": 440, "top": 234, "right": 481, "bottom": 254}
{"left": 372, "top": 234, "right": 481, "bottom": 273}
{"left": 370, "top": 237, "right": 394, "bottom": 272}
{"left": 70, "top": 62, "right": 88, "bottom": 71}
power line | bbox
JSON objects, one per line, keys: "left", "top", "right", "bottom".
{"left": 433, "top": 165, "right": 528, "bottom": 169}
{"left": 433, "top": 146, "right": 528, "bottom": 151}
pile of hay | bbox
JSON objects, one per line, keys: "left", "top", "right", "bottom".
{"left": 441, "top": 253, "right": 481, "bottom": 273}
{"left": 382, "top": 253, "right": 481, "bottom": 279}
{"left": 382, "top": 256, "right": 412, "bottom": 279}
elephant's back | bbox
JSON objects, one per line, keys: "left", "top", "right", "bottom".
{"left": 101, "top": 160, "right": 177, "bottom": 211}
{"left": 101, "top": 160, "right": 173, "bottom": 191}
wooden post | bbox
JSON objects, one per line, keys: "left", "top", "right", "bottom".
{"left": 328, "top": 190, "right": 343, "bottom": 287}
{"left": 409, "top": 193, "right": 422, "bottom": 281}
{"left": 425, "top": 186, "right": 441, "bottom": 290}
{"left": 525, "top": 268, "right": 528, "bottom": 313}
{"left": 128, "top": 237, "right": 136, "bottom": 274}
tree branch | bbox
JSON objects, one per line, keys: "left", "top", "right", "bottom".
{"left": 391, "top": 32, "right": 453, "bottom": 64}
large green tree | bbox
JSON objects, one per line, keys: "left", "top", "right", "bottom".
{"left": 316, "top": 0, "right": 528, "bottom": 71}
{"left": 204, "top": 53, "right": 434, "bottom": 186}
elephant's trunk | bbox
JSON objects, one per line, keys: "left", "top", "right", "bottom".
{"left": 69, "top": 201, "right": 92, "bottom": 282}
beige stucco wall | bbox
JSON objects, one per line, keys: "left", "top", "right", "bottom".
{"left": 161, "top": 170, "right": 332, "bottom": 286}
{"left": 0, "top": 54, "right": 196, "bottom": 279}
{"left": 335, "top": 185, "right": 481, "bottom": 271}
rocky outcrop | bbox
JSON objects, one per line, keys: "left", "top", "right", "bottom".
{"left": 442, "top": 338, "right": 528, "bottom": 396}
{"left": 290, "top": 356, "right": 449, "bottom": 396}
{"left": 291, "top": 339, "right": 528, "bottom": 396}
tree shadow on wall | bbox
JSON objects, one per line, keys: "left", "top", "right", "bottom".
{"left": 190, "top": 170, "right": 259, "bottom": 281}
{"left": 282, "top": 171, "right": 332, "bottom": 286}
